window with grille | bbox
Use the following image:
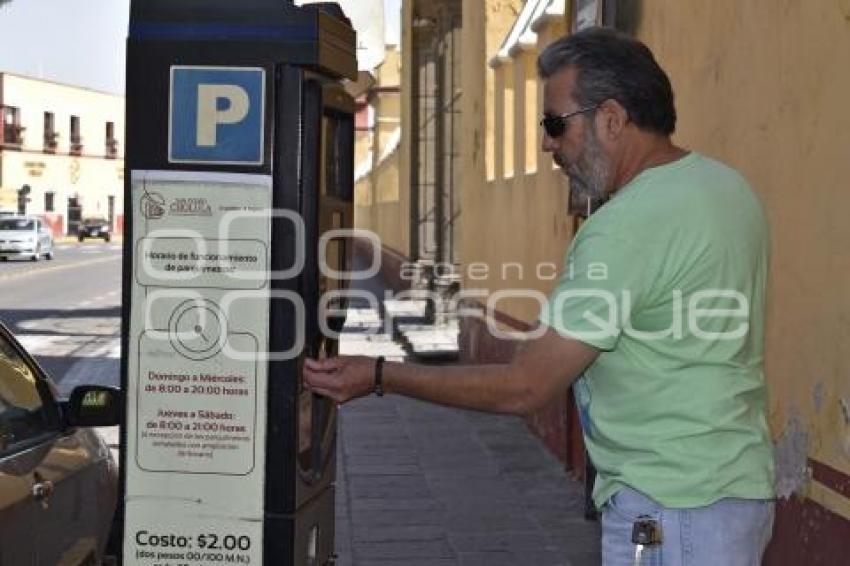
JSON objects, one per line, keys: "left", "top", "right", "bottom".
{"left": 43, "top": 112, "right": 58, "bottom": 152}
{"left": 105, "top": 121, "right": 118, "bottom": 158}
{"left": 1, "top": 106, "right": 23, "bottom": 147}
{"left": 70, "top": 115, "right": 82, "bottom": 155}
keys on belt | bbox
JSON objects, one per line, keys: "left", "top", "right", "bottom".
{"left": 632, "top": 515, "right": 662, "bottom": 566}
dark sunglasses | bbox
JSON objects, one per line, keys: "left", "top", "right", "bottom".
{"left": 540, "top": 105, "right": 599, "bottom": 138}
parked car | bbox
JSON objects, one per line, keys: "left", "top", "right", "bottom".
{"left": 0, "top": 216, "right": 54, "bottom": 261}
{"left": 0, "top": 321, "right": 121, "bottom": 565}
{"left": 78, "top": 217, "right": 111, "bottom": 242}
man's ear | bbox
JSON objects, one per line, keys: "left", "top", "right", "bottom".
{"left": 600, "top": 99, "right": 628, "bottom": 139}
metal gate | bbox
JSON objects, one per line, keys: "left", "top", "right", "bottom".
{"left": 410, "top": 2, "right": 462, "bottom": 268}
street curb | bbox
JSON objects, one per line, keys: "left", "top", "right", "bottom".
{"left": 0, "top": 254, "right": 120, "bottom": 282}
{"left": 54, "top": 236, "right": 124, "bottom": 244}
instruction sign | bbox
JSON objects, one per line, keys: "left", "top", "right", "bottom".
{"left": 125, "top": 170, "right": 272, "bottom": 565}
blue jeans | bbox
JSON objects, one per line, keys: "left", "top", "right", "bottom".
{"left": 601, "top": 486, "right": 775, "bottom": 566}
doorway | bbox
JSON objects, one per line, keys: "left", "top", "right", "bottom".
{"left": 67, "top": 196, "right": 82, "bottom": 235}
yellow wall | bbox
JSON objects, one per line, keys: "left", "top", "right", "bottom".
{"left": 479, "top": 0, "right": 525, "bottom": 179}
{"left": 459, "top": 0, "right": 850, "bottom": 512}
{"left": 360, "top": 0, "right": 850, "bottom": 532}
{"left": 632, "top": 0, "right": 850, "bottom": 506}
{"left": 522, "top": 49, "right": 539, "bottom": 175}
{"left": 460, "top": 5, "right": 570, "bottom": 325}
{"left": 391, "top": 2, "right": 850, "bottom": 519}
{"left": 503, "top": 64, "right": 516, "bottom": 178}
{"left": 353, "top": 47, "right": 408, "bottom": 255}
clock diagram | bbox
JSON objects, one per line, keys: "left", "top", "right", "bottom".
{"left": 168, "top": 298, "right": 228, "bottom": 360}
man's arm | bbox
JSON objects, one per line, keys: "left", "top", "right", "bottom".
{"left": 303, "top": 326, "right": 599, "bottom": 415}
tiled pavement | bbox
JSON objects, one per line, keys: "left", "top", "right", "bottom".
{"left": 334, "top": 310, "right": 601, "bottom": 565}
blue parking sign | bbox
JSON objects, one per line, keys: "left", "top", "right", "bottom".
{"left": 169, "top": 66, "right": 265, "bottom": 164}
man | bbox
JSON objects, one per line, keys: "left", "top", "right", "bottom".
{"left": 305, "top": 28, "right": 775, "bottom": 565}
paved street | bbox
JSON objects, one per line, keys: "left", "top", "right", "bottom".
{"left": 0, "top": 240, "right": 122, "bottom": 394}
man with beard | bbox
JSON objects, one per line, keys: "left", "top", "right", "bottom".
{"left": 305, "top": 27, "right": 775, "bottom": 565}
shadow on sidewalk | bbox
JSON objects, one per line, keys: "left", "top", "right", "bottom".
{"left": 333, "top": 268, "right": 601, "bottom": 565}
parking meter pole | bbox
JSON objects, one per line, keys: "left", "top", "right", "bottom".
{"left": 120, "top": 2, "right": 356, "bottom": 564}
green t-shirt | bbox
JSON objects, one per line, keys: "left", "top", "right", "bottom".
{"left": 540, "top": 152, "right": 775, "bottom": 509}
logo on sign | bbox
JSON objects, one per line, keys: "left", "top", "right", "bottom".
{"left": 169, "top": 66, "right": 265, "bottom": 165}
{"left": 140, "top": 192, "right": 166, "bottom": 219}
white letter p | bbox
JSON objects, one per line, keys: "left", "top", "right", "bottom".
{"left": 196, "top": 84, "right": 250, "bottom": 147}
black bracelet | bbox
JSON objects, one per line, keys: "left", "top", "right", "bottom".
{"left": 374, "top": 356, "right": 385, "bottom": 397}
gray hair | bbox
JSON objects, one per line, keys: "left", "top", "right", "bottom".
{"left": 538, "top": 27, "right": 676, "bottom": 135}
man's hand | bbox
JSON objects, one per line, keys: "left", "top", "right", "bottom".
{"left": 301, "top": 327, "right": 599, "bottom": 414}
{"left": 303, "top": 356, "right": 375, "bottom": 404}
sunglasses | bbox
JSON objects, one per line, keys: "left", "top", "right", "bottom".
{"left": 539, "top": 105, "right": 599, "bottom": 138}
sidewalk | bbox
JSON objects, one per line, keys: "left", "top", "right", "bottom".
{"left": 96, "top": 276, "right": 602, "bottom": 564}
{"left": 334, "top": 308, "right": 601, "bottom": 564}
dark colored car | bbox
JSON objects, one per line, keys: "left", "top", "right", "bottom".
{"left": 78, "top": 218, "right": 111, "bottom": 242}
{"left": 0, "top": 321, "right": 121, "bottom": 564}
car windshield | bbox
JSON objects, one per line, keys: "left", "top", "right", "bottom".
{"left": 83, "top": 218, "right": 107, "bottom": 225}
{"left": 0, "top": 219, "right": 35, "bottom": 231}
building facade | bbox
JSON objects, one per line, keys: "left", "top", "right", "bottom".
{"left": 354, "top": 45, "right": 405, "bottom": 258}
{"left": 0, "top": 72, "right": 124, "bottom": 236}
{"left": 355, "top": 0, "right": 850, "bottom": 561}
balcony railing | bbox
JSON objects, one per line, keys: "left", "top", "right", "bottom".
{"left": 1, "top": 125, "right": 25, "bottom": 149}
{"left": 106, "top": 138, "right": 119, "bottom": 159}
{"left": 44, "top": 131, "right": 59, "bottom": 153}
{"left": 69, "top": 136, "right": 83, "bottom": 156}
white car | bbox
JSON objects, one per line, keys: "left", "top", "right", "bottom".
{"left": 0, "top": 216, "right": 54, "bottom": 261}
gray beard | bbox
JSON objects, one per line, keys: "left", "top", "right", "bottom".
{"left": 565, "top": 126, "right": 611, "bottom": 211}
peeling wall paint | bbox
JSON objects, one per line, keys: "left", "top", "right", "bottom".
{"left": 812, "top": 382, "right": 825, "bottom": 413}
{"left": 841, "top": 397, "right": 850, "bottom": 460}
{"left": 774, "top": 411, "right": 811, "bottom": 499}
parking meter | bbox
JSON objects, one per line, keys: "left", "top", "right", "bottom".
{"left": 120, "top": 1, "right": 356, "bottom": 564}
